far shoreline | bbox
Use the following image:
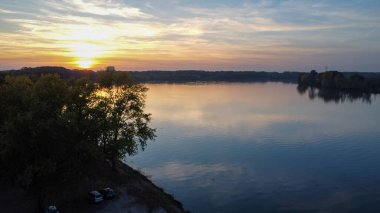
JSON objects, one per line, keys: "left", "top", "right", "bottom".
{"left": 2, "top": 66, "right": 380, "bottom": 85}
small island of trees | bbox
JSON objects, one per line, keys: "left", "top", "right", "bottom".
{"left": 298, "top": 70, "right": 380, "bottom": 93}
{"left": 297, "top": 70, "right": 380, "bottom": 104}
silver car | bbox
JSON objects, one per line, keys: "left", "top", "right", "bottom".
{"left": 88, "top": 191, "right": 104, "bottom": 203}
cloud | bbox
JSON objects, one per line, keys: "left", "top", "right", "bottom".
{"left": 0, "top": 8, "right": 15, "bottom": 13}
{"left": 47, "top": 0, "right": 152, "bottom": 19}
{"left": 0, "top": 0, "right": 379, "bottom": 71}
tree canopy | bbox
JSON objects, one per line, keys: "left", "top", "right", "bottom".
{"left": 0, "top": 73, "right": 155, "bottom": 199}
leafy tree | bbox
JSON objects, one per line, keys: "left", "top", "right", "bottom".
{"left": 1, "top": 76, "right": 35, "bottom": 181}
{"left": 60, "top": 78, "right": 102, "bottom": 178}
{"left": 95, "top": 72, "right": 156, "bottom": 169}
{"left": 0, "top": 72, "right": 155, "bottom": 210}
{"left": 0, "top": 75, "right": 69, "bottom": 210}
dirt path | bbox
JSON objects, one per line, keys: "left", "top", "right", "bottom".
{"left": 95, "top": 187, "right": 168, "bottom": 213}
{"left": 93, "top": 162, "right": 187, "bottom": 213}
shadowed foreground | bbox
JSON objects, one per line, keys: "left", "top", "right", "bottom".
{"left": 1, "top": 160, "right": 187, "bottom": 213}
{"left": 0, "top": 73, "right": 185, "bottom": 213}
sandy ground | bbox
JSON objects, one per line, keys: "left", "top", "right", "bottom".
{"left": 95, "top": 187, "right": 169, "bottom": 213}
{"left": 91, "top": 162, "right": 186, "bottom": 213}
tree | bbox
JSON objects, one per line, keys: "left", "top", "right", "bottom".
{"left": 95, "top": 71, "right": 156, "bottom": 169}
{"left": 60, "top": 78, "right": 102, "bottom": 178}
{"left": 0, "top": 75, "right": 69, "bottom": 210}
{"left": 1, "top": 76, "right": 35, "bottom": 182}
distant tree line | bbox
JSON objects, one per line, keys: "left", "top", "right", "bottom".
{"left": 126, "top": 70, "right": 300, "bottom": 83}
{"left": 298, "top": 70, "right": 380, "bottom": 93}
{"left": 0, "top": 70, "right": 155, "bottom": 209}
{"left": 0, "top": 66, "right": 302, "bottom": 83}
{"left": 3, "top": 66, "right": 380, "bottom": 85}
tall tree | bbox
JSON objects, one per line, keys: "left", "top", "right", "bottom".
{"left": 96, "top": 71, "right": 156, "bottom": 169}
{"left": 60, "top": 78, "right": 102, "bottom": 177}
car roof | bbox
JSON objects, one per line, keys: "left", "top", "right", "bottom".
{"left": 90, "top": 190, "right": 102, "bottom": 195}
{"left": 47, "top": 206, "right": 57, "bottom": 210}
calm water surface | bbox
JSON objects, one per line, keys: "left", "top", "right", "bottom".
{"left": 126, "top": 83, "right": 380, "bottom": 213}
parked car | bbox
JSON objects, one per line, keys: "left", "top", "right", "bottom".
{"left": 88, "top": 190, "right": 104, "bottom": 203}
{"left": 99, "top": 188, "right": 115, "bottom": 199}
{"left": 45, "top": 205, "right": 59, "bottom": 213}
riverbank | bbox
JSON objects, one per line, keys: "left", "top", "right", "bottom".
{"left": 97, "top": 161, "right": 187, "bottom": 213}
{"left": 1, "top": 161, "right": 187, "bottom": 213}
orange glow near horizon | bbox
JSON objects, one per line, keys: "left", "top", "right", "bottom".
{"left": 68, "top": 43, "right": 105, "bottom": 69}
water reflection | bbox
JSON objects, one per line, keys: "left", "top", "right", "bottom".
{"left": 128, "top": 83, "right": 380, "bottom": 213}
{"left": 297, "top": 85, "right": 375, "bottom": 104}
{"left": 147, "top": 83, "right": 309, "bottom": 127}
{"left": 145, "top": 162, "right": 234, "bottom": 182}
{"left": 143, "top": 83, "right": 377, "bottom": 143}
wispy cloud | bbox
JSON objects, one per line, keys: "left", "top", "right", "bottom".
{"left": 48, "top": 0, "right": 152, "bottom": 18}
{"left": 0, "top": 8, "right": 15, "bottom": 13}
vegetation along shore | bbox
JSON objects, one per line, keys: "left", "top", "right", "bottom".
{"left": 0, "top": 70, "right": 187, "bottom": 212}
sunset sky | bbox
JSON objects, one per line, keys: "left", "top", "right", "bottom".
{"left": 0, "top": 0, "right": 379, "bottom": 71}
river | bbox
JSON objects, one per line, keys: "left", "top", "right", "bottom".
{"left": 126, "top": 82, "right": 380, "bottom": 212}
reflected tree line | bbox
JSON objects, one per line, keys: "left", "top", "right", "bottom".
{"left": 297, "top": 85, "right": 375, "bottom": 104}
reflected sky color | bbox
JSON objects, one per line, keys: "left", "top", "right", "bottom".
{"left": 1, "top": 0, "right": 380, "bottom": 71}
{"left": 127, "top": 83, "right": 380, "bottom": 212}
{"left": 145, "top": 83, "right": 379, "bottom": 141}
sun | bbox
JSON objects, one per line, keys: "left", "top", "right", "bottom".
{"left": 68, "top": 42, "right": 104, "bottom": 69}
{"left": 77, "top": 59, "right": 94, "bottom": 69}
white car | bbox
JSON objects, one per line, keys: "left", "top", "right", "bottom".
{"left": 88, "top": 191, "right": 104, "bottom": 203}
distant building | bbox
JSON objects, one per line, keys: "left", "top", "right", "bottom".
{"left": 106, "top": 66, "right": 116, "bottom": 72}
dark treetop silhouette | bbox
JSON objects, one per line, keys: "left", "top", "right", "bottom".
{"left": 0, "top": 71, "right": 156, "bottom": 212}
